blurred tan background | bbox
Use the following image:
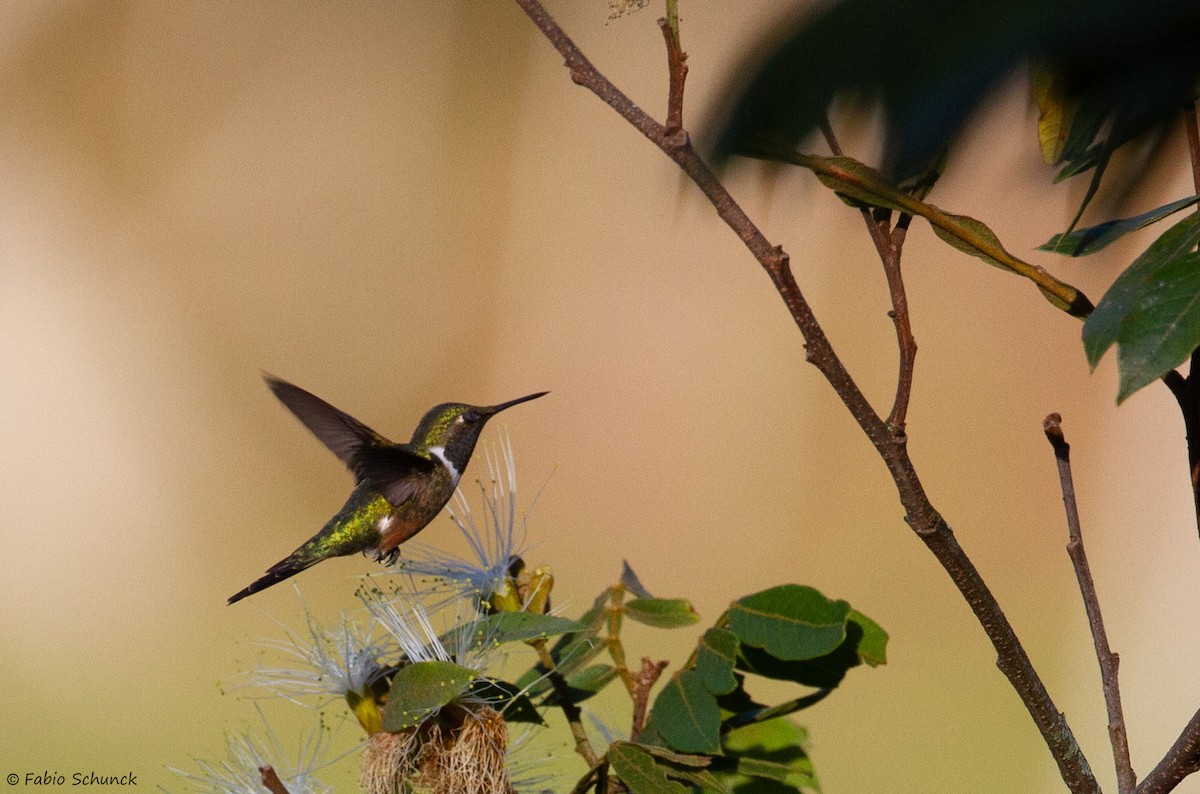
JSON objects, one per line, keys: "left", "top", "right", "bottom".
{"left": 2, "top": 1, "right": 1199, "bottom": 791}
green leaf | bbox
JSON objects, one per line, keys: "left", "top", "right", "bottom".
{"left": 625, "top": 598, "right": 702, "bottom": 629}
{"left": 713, "top": 718, "right": 818, "bottom": 793}
{"left": 633, "top": 743, "right": 714, "bottom": 768}
{"left": 1115, "top": 252, "right": 1200, "bottom": 401}
{"left": 465, "top": 611, "right": 583, "bottom": 646}
{"left": 381, "top": 660, "right": 477, "bottom": 731}
{"left": 695, "top": 628, "right": 740, "bottom": 696}
{"left": 1082, "top": 211, "right": 1200, "bottom": 370}
{"left": 652, "top": 670, "right": 723, "bottom": 754}
{"left": 608, "top": 743, "right": 690, "bottom": 794}
{"left": 929, "top": 211, "right": 1008, "bottom": 271}
{"left": 736, "top": 621, "right": 864, "bottom": 688}
{"left": 1031, "top": 63, "right": 1074, "bottom": 165}
{"left": 1040, "top": 195, "right": 1200, "bottom": 256}
{"left": 847, "top": 609, "right": 888, "bottom": 667}
{"left": 728, "top": 586, "right": 850, "bottom": 661}
{"left": 513, "top": 589, "right": 609, "bottom": 697}
{"left": 774, "top": 152, "right": 1091, "bottom": 317}
{"left": 466, "top": 678, "right": 544, "bottom": 725}
{"left": 622, "top": 560, "right": 654, "bottom": 598}
{"left": 808, "top": 156, "right": 909, "bottom": 213}
{"left": 543, "top": 664, "right": 619, "bottom": 706}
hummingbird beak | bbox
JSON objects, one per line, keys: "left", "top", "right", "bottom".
{"left": 485, "top": 391, "right": 549, "bottom": 415}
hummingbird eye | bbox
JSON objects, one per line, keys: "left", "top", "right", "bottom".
{"left": 462, "top": 409, "right": 481, "bottom": 424}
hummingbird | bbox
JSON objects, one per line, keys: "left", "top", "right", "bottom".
{"left": 227, "top": 375, "right": 548, "bottom": 604}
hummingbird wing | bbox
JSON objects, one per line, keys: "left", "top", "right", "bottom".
{"left": 265, "top": 375, "right": 387, "bottom": 465}
{"left": 265, "top": 376, "right": 439, "bottom": 506}
{"left": 354, "top": 442, "right": 438, "bottom": 507}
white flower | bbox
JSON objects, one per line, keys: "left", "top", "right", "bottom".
{"left": 359, "top": 578, "right": 497, "bottom": 674}
{"left": 165, "top": 707, "right": 333, "bottom": 794}
{"left": 247, "top": 592, "right": 392, "bottom": 705}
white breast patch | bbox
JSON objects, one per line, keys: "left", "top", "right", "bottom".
{"left": 426, "top": 445, "right": 461, "bottom": 485}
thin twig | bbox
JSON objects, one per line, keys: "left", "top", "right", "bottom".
{"left": 630, "top": 657, "right": 669, "bottom": 737}
{"left": 258, "top": 767, "right": 290, "bottom": 794}
{"left": 533, "top": 639, "right": 601, "bottom": 767}
{"left": 659, "top": 13, "right": 686, "bottom": 134}
{"left": 1045, "top": 413, "right": 1136, "bottom": 793}
{"left": 818, "top": 122, "right": 917, "bottom": 432}
{"left": 512, "top": 3, "right": 1098, "bottom": 791}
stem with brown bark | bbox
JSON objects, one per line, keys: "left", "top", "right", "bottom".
{"left": 511, "top": 2, "right": 1097, "bottom": 791}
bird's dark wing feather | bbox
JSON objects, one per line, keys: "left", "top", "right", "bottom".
{"left": 265, "top": 375, "right": 390, "bottom": 471}
{"left": 356, "top": 443, "right": 437, "bottom": 505}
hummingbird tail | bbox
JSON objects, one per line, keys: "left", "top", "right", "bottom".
{"left": 227, "top": 554, "right": 317, "bottom": 605}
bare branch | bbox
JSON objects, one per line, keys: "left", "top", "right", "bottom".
{"left": 511, "top": 3, "right": 1097, "bottom": 791}
{"left": 1140, "top": 711, "right": 1200, "bottom": 794}
{"left": 1045, "top": 413, "right": 1135, "bottom": 793}
{"left": 533, "top": 639, "right": 601, "bottom": 767}
{"left": 818, "top": 122, "right": 917, "bottom": 432}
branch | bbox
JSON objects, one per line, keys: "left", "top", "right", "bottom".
{"left": 1140, "top": 711, "right": 1200, "bottom": 794}
{"left": 819, "top": 121, "right": 917, "bottom": 432}
{"left": 1045, "top": 414, "right": 1135, "bottom": 793}
{"left": 533, "top": 639, "right": 601, "bottom": 767}
{"left": 513, "top": 3, "right": 1099, "bottom": 791}
{"left": 659, "top": 11, "right": 686, "bottom": 134}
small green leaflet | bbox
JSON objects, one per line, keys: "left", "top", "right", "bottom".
{"left": 624, "top": 598, "right": 701, "bottom": 629}
{"left": 1040, "top": 195, "right": 1200, "bottom": 257}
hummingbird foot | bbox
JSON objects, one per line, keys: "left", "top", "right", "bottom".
{"left": 371, "top": 547, "right": 401, "bottom": 567}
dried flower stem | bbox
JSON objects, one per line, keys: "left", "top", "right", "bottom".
{"left": 258, "top": 766, "right": 291, "bottom": 794}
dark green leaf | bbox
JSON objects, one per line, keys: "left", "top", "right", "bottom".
{"left": 695, "top": 628, "right": 740, "bottom": 696}
{"left": 715, "top": 673, "right": 766, "bottom": 722}
{"left": 736, "top": 621, "right": 864, "bottom": 688}
{"left": 651, "top": 670, "right": 723, "bottom": 754}
{"left": 709, "top": 0, "right": 1200, "bottom": 189}
{"left": 712, "top": 718, "right": 817, "bottom": 793}
{"left": 809, "top": 156, "right": 909, "bottom": 213}
{"left": 625, "top": 598, "right": 702, "bottom": 629}
{"left": 608, "top": 743, "right": 690, "bottom": 794}
{"left": 381, "top": 660, "right": 476, "bottom": 731}
{"left": 622, "top": 560, "right": 653, "bottom": 598}
{"left": 634, "top": 743, "right": 714, "bottom": 768}
{"left": 466, "top": 611, "right": 582, "bottom": 645}
{"left": 1115, "top": 252, "right": 1200, "bottom": 401}
{"left": 513, "top": 590, "right": 609, "bottom": 697}
{"left": 543, "top": 664, "right": 619, "bottom": 706}
{"left": 847, "top": 609, "right": 888, "bottom": 667}
{"left": 1082, "top": 211, "right": 1200, "bottom": 369}
{"left": 728, "top": 586, "right": 850, "bottom": 661}
{"left": 467, "top": 678, "right": 544, "bottom": 725}
{"left": 1040, "top": 195, "right": 1200, "bottom": 256}
{"left": 929, "top": 211, "right": 1008, "bottom": 271}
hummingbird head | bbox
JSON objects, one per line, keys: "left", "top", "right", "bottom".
{"left": 413, "top": 391, "right": 548, "bottom": 474}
